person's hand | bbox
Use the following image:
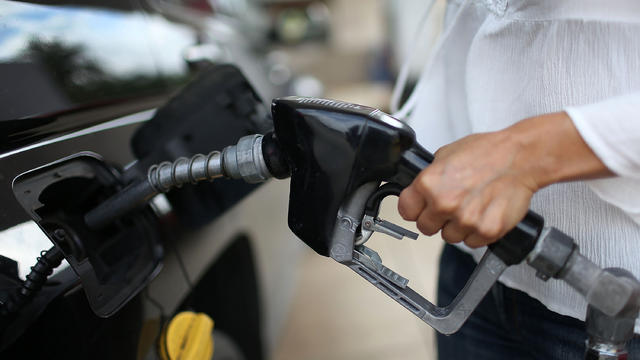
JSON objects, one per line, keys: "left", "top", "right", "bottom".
{"left": 397, "top": 131, "right": 537, "bottom": 248}
{"left": 397, "top": 112, "right": 613, "bottom": 248}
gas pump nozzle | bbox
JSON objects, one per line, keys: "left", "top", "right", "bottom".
{"left": 263, "top": 97, "right": 545, "bottom": 334}
{"left": 85, "top": 97, "right": 640, "bottom": 342}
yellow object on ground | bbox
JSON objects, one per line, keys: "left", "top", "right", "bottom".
{"left": 159, "top": 311, "right": 214, "bottom": 360}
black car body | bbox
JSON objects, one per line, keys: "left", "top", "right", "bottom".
{"left": 0, "top": 1, "right": 302, "bottom": 358}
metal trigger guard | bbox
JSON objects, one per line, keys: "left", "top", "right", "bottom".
{"left": 356, "top": 183, "right": 417, "bottom": 246}
{"left": 329, "top": 182, "right": 509, "bottom": 335}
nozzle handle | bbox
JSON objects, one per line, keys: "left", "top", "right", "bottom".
{"left": 393, "top": 143, "right": 544, "bottom": 265}
{"left": 349, "top": 141, "right": 544, "bottom": 334}
{"left": 394, "top": 144, "right": 434, "bottom": 188}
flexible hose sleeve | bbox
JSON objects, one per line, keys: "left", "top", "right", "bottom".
{"left": 2, "top": 246, "right": 64, "bottom": 315}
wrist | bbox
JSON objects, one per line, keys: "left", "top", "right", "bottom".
{"left": 504, "top": 112, "right": 613, "bottom": 189}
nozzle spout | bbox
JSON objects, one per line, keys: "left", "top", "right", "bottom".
{"left": 84, "top": 134, "right": 277, "bottom": 229}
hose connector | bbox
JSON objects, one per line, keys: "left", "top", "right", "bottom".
{"left": 222, "top": 134, "right": 271, "bottom": 183}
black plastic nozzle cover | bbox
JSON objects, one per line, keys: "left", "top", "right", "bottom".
{"left": 269, "top": 96, "right": 543, "bottom": 265}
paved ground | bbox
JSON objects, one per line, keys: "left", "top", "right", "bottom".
{"left": 272, "top": 198, "right": 443, "bottom": 360}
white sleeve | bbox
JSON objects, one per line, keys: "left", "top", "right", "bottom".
{"left": 565, "top": 92, "right": 640, "bottom": 225}
{"left": 565, "top": 92, "right": 640, "bottom": 179}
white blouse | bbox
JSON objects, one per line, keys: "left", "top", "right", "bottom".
{"left": 405, "top": 0, "right": 640, "bottom": 327}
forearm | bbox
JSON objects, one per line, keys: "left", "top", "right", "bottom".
{"left": 398, "top": 92, "right": 640, "bottom": 247}
{"left": 505, "top": 112, "right": 614, "bottom": 190}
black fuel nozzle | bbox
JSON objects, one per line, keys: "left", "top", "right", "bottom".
{"left": 267, "top": 96, "right": 432, "bottom": 255}
{"left": 260, "top": 131, "right": 290, "bottom": 179}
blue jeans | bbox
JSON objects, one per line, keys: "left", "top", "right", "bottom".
{"left": 437, "top": 244, "right": 640, "bottom": 359}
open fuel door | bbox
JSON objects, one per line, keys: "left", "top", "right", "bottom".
{"left": 12, "top": 153, "right": 163, "bottom": 317}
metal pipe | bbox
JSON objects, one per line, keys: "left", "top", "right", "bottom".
{"left": 84, "top": 180, "right": 158, "bottom": 229}
{"left": 84, "top": 135, "right": 271, "bottom": 230}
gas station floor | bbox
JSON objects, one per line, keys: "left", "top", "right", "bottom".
{"left": 272, "top": 198, "right": 442, "bottom": 360}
